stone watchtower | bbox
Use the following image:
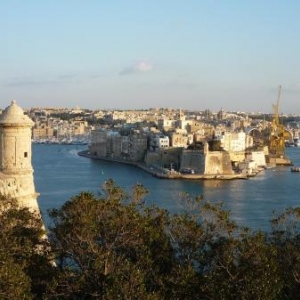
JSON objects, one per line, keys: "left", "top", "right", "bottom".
{"left": 0, "top": 100, "right": 40, "bottom": 212}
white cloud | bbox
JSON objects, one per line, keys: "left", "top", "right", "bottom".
{"left": 119, "top": 60, "right": 153, "bottom": 75}
{"left": 136, "top": 60, "right": 153, "bottom": 72}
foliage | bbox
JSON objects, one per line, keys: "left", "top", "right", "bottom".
{"left": 4, "top": 183, "right": 300, "bottom": 299}
{"left": 47, "top": 182, "right": 173, "bottom": 299}
{"left": 0, "top": 195, "right": 54, "bottom": 299}
{"left": 271, "top": 207, "right": 300, "bottom": 298}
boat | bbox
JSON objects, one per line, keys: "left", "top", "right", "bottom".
{"left": 291, "top": 167, "right": 300, "bottom": 172}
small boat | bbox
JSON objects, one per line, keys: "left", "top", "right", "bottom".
{"left": 291, "top": 167, "right": 300, "bottom": 172}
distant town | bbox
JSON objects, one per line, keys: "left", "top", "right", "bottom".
{"left": 2, "top": 105, "right": 300, "bottom": 179}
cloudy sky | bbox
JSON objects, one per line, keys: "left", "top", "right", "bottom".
{"left": 1, "top": 0, "right": 300, "bottom": 113}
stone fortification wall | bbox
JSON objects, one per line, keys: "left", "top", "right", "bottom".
{"left": 204, "top": 151, "right": 234, "bottom": 175}
{"left": 147, "top": 148, "right": 235, "bottom": 175}
{"left": 145, "top": 148, "right": 181, "bottom": 167}
{"left": 0, "top": 173, "right": 39, "bottom": 211}
{"left": 179, "top": 150, "right": 205, "bottom": 173}
{"left": 246, "top": 151, "right": 266, "bottom": 167}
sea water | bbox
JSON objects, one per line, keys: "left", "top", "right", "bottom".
{"left": 33, "top": 144, "right": 300, "bottom": 231}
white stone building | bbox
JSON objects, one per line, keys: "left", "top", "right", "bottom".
{"left": 220, "top": 131, "right": 253, "bottom": 152}
{"left": 0, "top": 101, "right": 40, "bottom": 213}
{"left": 149, "top": 135, "right": 170, "bottom": 151}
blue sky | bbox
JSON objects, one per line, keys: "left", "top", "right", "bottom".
{"left": 1, "top": 0, "right": 300, "bottom": 113}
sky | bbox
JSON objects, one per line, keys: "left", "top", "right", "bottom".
{"left": 1, "top": 0, "right": 300, "bottom": 113}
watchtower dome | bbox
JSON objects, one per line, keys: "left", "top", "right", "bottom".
{"left": 0, "top": 100, "right": 40, "bottom": 212}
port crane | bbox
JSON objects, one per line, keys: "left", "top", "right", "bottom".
{"left": 268, "top": 86, "right": 292, "bottom": 164}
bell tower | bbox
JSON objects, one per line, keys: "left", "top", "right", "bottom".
{"left": 0, "top": 100, "right": 40, "bottom": 212}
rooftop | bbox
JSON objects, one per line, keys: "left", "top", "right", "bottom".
{"left": 0, "top": 100, "right": 34, "bottom": 126}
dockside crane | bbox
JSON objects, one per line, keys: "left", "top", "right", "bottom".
{"left": 267, "top": 86, "right": 292, "bottom": 165}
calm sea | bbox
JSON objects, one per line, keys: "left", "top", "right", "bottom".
{"left": 33, "top": 145, "right": 300, "bottom": 231}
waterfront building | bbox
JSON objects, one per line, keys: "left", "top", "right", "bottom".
{"left": 111, "top": 133, "right": 122, "bottom": 157}
{"left": 32, "top": 126, "right": 55, "bottom": 140}
{"left": 148, "top": 134, "right": 170, "bottom": 151}
{"left": 0, "top": 101, "right": 40, "bottom": 213}
{"left": 220, "top": 131, "right": 253, "bottom": 152}
{"left": 89, "top": 129, "right": 108, "bottom": 157}
{"left": 128, "top": 130, "right": 148, "bottom": 161}
{"left": 89, "top": 128, "right": 148, "bottom": 162}
{"left": 121, "top": 135, "right": 130, "bottom": 155}
{"left": 73, "top": 120, "right": 88, "bottom": 135}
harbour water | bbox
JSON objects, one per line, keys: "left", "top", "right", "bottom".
{"left": 33, "top": 145, "right": 300, "bottom": 231}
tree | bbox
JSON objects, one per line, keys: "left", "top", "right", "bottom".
{"left": 168, "top": 195, "right": 282, "bottom": 299}
{"left": 0, "top": 195, "right": 54, "bottom": 299}
{"left": 46, "top": 184, "right": 290, "bottom": 299}
{"left": 47, "top": 181, "right": 175, "bottom": 299}
{"left": 3, "top": 184, "right": 300, "bottom": 299}
{"left": 271, "top": 207, "right": 300, "bottom": 298}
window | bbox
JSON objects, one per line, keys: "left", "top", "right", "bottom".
{"left": 24, "top": 152, "right": 28, "bottom": 158}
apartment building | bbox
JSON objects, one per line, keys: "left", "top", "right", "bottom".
{"left": 148, "top": 134, "right": 170, "bottom": 151}
{"left": 220, "top": 131, "right": 253, "bottom": 152}
{"left": 128, "top": 130, "right": 148, "bottom": 161}
{"left": 89, "top": 129, "right": 147, "bottom": 162}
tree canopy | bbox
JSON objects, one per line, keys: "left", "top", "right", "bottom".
{"left": 1, "top": 182, "right": 300, "bottom": 299}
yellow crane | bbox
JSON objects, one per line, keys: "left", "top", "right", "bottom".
{"left": 268, "top": 86, "right": 292, "bottom": 164}
{"left": 273, "top": 85, "right": 281, "bottom": 126}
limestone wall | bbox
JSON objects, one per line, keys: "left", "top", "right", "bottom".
{"left": 145, "top": 148, "right": 181, "bottom": 168}
{"left": 179, "top": 150, "right": 205, "bottom": 173}
{"left": 0, "top": 126, "right": 33, "bottom": 173}
{"left": 246, "top": 151, "right": 266, "bottom": 167}
{"left": 0, "top": 173, "right": 39, "bottom": 211}
{"left": 150, "top": 148, "right": 235, "bottom": 175}
{"left": 204, "top": 151, "right": 234, "bottom": 175}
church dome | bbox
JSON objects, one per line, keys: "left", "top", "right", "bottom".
{"left": 0, "top": 100, "right": 34, "bottom": 126}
